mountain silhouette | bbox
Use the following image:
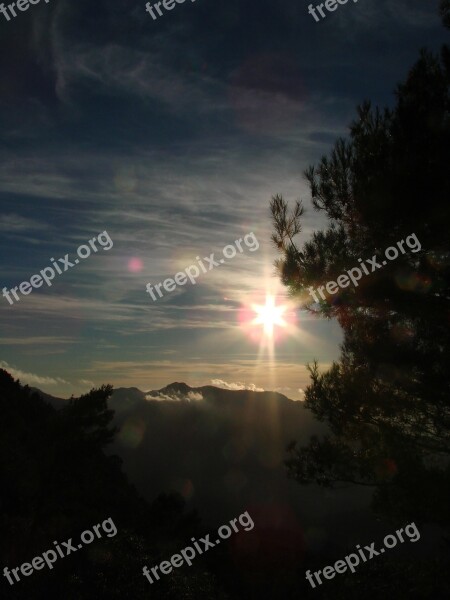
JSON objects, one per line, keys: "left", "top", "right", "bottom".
{"left": 106, "top": 381, "right": 377, "bottom": 552}
{"left": 29, "top": 381, "right": 382, "bottom": 554}
{"left": 146, "top": 381, "right": 290, "bottom": 403}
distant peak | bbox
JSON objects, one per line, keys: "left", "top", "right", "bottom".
{"left": 158, "top": 382, "right": 191, "bottom": 394}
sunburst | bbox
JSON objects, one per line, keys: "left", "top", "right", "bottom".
{"left": 252, "top": 295, "right": 288, "bottom": 338}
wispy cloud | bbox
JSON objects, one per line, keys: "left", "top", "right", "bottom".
{"left": 0, "top": 360, "right": 69, "bottom": 387}
{"left": 0, "top": 214, "right": 50, "bottom": 233}
{"left": 0, "top": 336, "right": 75, "bottom": 346}
{"left": 79, "top": 379, "right": 95, "bottom": 387}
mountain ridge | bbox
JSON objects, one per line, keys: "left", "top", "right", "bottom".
{"left": 147, "top": 381, "right": 291, "bottom": 402}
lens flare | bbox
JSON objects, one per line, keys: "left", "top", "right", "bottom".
{"left": 127, "top": 257, "right": 144, "bottom": 272}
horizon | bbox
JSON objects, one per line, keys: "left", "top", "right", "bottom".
{"left": 22, "top": 374, "right": 304, "bottom": 401}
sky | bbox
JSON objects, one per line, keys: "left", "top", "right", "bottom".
{"left": 0, "top": 0, "right": 446, "bottom": 399}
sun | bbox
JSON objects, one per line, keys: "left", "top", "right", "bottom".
{"left": 252, "top": 295, "right": 288, "bottom": 338}
{"left": 237, "top": 290, "right": 297, "bottom": 351}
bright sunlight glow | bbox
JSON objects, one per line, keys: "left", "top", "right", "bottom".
{"left": 252, "top": 295, "right": 288, "bottom": 338}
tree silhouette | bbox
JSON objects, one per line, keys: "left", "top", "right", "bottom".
{"left": 0, "top": 369, "right": 226, "bottom": 599}
{"left": 271, "top": 31, "right": 450, "bottom": 528}
{"left": 441, "top": 0, "right": 450, "bottom": 29}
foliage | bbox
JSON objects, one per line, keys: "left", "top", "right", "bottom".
{"left": 271, "top": 42, "right": 450, "bottom": 528}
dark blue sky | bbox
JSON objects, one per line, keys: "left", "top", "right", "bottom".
{"left": 0, "top": 0, "right": 446, "bottom": 396}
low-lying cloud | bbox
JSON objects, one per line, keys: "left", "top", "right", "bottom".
{"left": 145, "top": 390, "right": 204, "bottom": 402}
{"left": 0, "top": 361, "right": 69, "bottom": 387}
{"left": 211, "top": 379, "right": 264, "bottom": 392}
